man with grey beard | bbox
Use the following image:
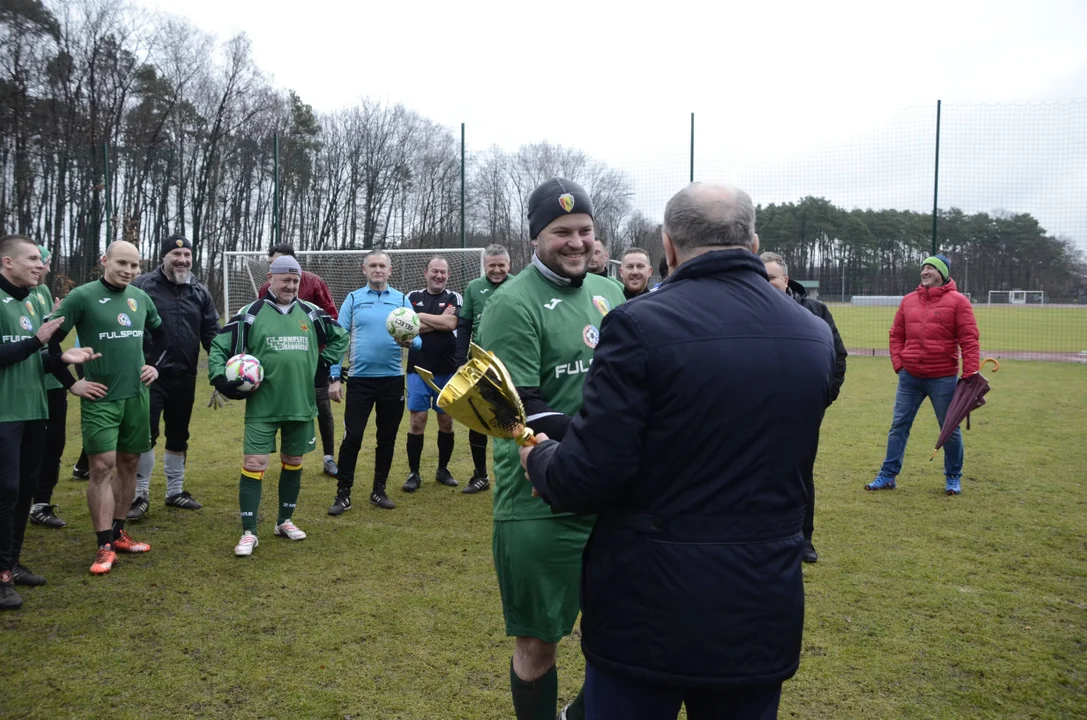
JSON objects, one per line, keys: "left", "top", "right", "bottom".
{"left": 128, "top": 234, "right": 220, "bottom": 519}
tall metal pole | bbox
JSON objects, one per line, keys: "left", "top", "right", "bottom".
{"left": 460, "top": 122, "right": 466, "bottom": 249}
{"left": 273, "top": 133, "right": 280, "bottom": 245}
{"left": 686, "top": 113, "right": 695, "bottom": 184}
{"left": 104, "top": 143, "right": 112, "bottom": 244}
{"left": 931, "top": 100, "right": 941, "bottom": 256}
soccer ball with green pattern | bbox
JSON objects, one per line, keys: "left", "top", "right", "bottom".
{"left": 386, "top": 307, "right": 420, "bottom": 344}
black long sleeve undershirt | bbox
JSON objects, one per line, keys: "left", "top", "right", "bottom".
{"left": 0, "top": 273, "right": 74, "bottom": 386}
{"left": 0, "top": 336, "right": 43, "bottom": 368}
{"left": 518, "top": 386, "right": 571, "bottom": 441}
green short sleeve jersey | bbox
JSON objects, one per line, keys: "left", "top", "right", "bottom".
{"left": 30, "top": 285, "right": 62, "bottom": 391}
{"left": 0, "top": 286, "right": 48, "bottom": 422}
{"left": 460, "top": 276, "right": 506, "bottom": 329}
{"left": 208, "top": 296, "right": 349, "bottom": 423}
{"left": 57, "top": 280, "right": 162, "bottom": 402}
{"left": 476, "top": 264, "right": 625, "bottom": 521}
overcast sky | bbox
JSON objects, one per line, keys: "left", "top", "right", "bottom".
{"left": 135, "top": 0, "right": 1087, "bottom": 246}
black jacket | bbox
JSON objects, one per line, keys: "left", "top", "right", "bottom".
{"left": 132, "top": 267, "right": 219, "bottom": 376}
{"left": 787, "top": 279, "right": 846, "bottom": 401}
{"left": 527, "top": 249, "right": 835, "bottom": 688}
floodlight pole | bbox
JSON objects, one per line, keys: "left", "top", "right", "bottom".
{"left": 460, "top": 122, "right": 466, "bottom": 249}
{"left": 104, "top": 143, "right": 112, "bottom": 244}
{"left": 931, "top": 100, "right": 941, "bottom": 256}
{"left": 273, "top": 133, "right": 280, "bottom": 245}
{"left": 689, "top": 112, "right": 695, "bottom": 183}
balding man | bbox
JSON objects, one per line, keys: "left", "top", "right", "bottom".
{"left": 519, "top": 184, "right": 835, "bottom": 720}
{"left": 328, "top": 250, "right": 421, "bottom": 514}
{"left": 49, "top": 241, "right": 168, "bottom": 575}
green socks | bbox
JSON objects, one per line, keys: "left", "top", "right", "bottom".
{"left": 239, "top": 463, "right": 302, "bottom": 530}
{"left": 510, "top": 658, "right": 557, "bottom": 720}
{"left": 239, "top": 472, "right": 262, "bottom": 533}
{"left": 278, "top": 463, "right": 302, "bottom": 524}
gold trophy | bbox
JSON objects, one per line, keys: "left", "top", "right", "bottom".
{"left": 415, "top": 342, "right": 538, "bottom": 447}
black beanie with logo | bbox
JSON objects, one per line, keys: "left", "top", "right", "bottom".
{"left": 162, "top": 233, "right": 193, "bottom": 258}
{"left": 527, "top": 178, "right": 594, "bottom": 240}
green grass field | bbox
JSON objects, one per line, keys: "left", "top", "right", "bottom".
{"left": 4, "top": 357, "right": 1086, "bottom": 719}
{"left": 826, "top": 305, "right": 1087, "bottom": 353}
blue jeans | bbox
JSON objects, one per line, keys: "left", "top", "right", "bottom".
{"left": 585, "top": 661, "right": 782, "bottom": 720}
{"left": 880, "top": 370, "right": 963, "bottom": 478}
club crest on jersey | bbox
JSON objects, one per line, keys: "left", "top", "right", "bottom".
{"left": 20, "top": 316, "right": 32, "bottom": 331}
{"left": 127, "top": 298, "right": 138, "bottom": 311}
{"left": 592, "top": 295, "right": 612, "bottom": 316}
{"left": 299, "top": 322, "right": 308, "bottom": 331}
{"left": 25, "top": 301, "right": 35, "bottom": 316}
{"left": 558, "top": 193, "right": 575, "bottom": 213}
{"left": 583, "top": 325, "right": 599, "bottom": 349}
{"left": 117, "top": 313, "right": 132, "bottom": 327}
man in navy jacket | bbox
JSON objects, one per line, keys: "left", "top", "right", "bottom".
{"left": 520, "top": 183, "right": 835, "bottom": 720}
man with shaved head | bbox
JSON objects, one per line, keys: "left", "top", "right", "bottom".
{"left": 518, "top": 183, "right": 835, "bottom": 719}
{"left": 49, "top": 241, "right": 168, "bottom": 575}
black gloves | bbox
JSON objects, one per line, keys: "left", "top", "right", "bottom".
{"left": 213, "top": 375, "right": 248, "bottom": 401}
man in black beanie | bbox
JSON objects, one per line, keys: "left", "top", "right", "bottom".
{"left": 476, "top": 177, "right": 625, "bottom": 720}
{"left": 128, "top": 234, "right": 220, "bottom": 519}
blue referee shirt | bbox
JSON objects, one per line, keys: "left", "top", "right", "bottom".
{"left": 332, "top": 285, "right": 422, "bottom": 379}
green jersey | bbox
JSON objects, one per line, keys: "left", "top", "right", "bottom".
{"left": 30, "top": 285, "right": 62, "bottom": 391}
{"left": 209, "top": 296, "right": 349, "bottom": 423}
{"left": 460, "top": 275, "right": 508, "bottom": 329}
{"left": 0, "top": 284, "right": 49, "bottom": 422}
{"left": 476, "top": 263, "right": 624, "bottom": 521}
{"left": 57, "top": 280, "right": 162, "bottom": 402}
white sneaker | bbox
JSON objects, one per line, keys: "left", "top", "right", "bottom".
{"left": 273, "top": 519, "right": 307, "bottom": 541}
{"left": 234, "top": 531, "right": 258, "bottom": 556}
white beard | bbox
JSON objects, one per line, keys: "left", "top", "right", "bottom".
{"left": 168, "top": 267, "right": 191, "bottom": 284}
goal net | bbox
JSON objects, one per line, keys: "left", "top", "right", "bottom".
{"left": 222, "top": 249, "right": 485, "bottom": 316}
{"left": 987, "top": 290, "right": 1045, "bottom": 305}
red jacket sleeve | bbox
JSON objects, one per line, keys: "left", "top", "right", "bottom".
{"left": 257, "top": 280, "right": 270, "bottom": 300}
{"left": 889, "top": 301, "right": 906, "bottom": 372}
{"left": 956, "top": 295, "right": 980, "bottom": 376}
{"left": 310, "top": 277, "right": 338, "bottom": 320}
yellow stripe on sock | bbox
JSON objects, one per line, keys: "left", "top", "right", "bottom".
{"left": 241, "top": 468, "right": 265, "bottom": 480}
{"left": 282, "top": 463, "right": 302, "bottom": 471}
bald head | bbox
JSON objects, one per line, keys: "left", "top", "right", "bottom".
{"left": 102, "top": 240, "right": 142, "bottom": 287}
{"left": 663, "top": 184, "right": 757, "bottom": 253}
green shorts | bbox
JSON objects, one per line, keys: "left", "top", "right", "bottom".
{"left": 492, "top": 515, "right": 595, "bottom": 643}
{"left": 243, "top": 419, "right": 317, "bottom": 456}
{"left": 81, "top": 392, "right": 152, "bottom": 456}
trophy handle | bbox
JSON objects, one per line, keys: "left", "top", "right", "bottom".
{"left": 415, "top": 367, "right": 442, "bottom": 393}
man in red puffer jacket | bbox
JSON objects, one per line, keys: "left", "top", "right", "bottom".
{"left": 867, "top": 254, "right": 979, "bottom": 496}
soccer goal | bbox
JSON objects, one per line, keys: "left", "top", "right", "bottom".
{"left": 987, "top": 290, "right": 1045, "bottom": 305}
{"left": 222, "top": 249, "right": 485, "bottom": 316}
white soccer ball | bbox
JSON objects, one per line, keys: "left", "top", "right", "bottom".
{"left": 386, "top": 307, "right": 420, "bottom": 344}
{"left": 225, "top": 353, "right": 264, "bottom": 392}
